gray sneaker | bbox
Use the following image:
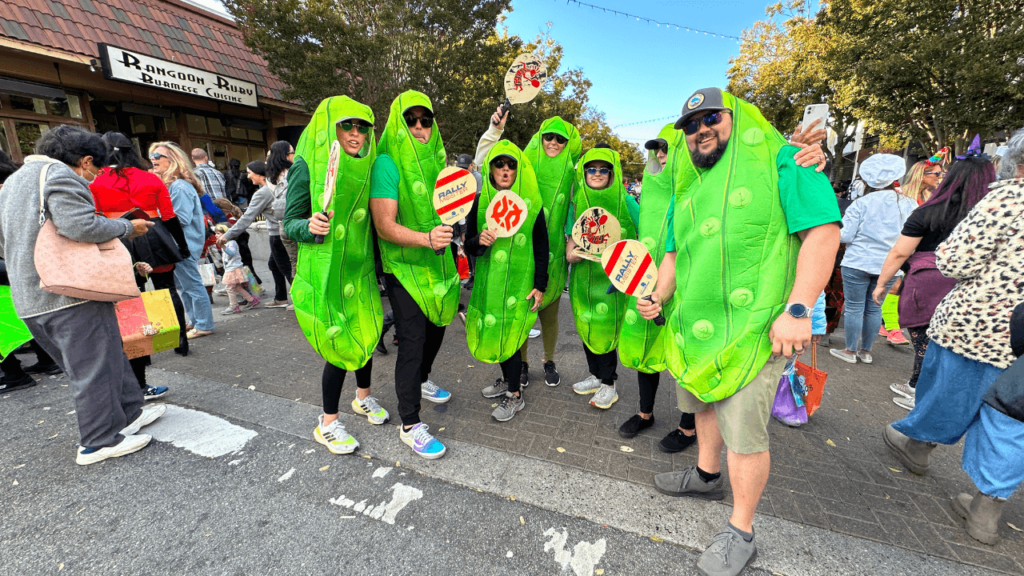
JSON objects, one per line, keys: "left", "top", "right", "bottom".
{"left": 492, "top": 392, "right": 524, "bottom": 422}
{"left": 654, "top": 466, "right": 725, "bottom": 500}
{"left": 572, "top": 374, "right": 602, "bottom": 395}
{"left": 482, "top": 378, "right": 509, "bottom": 398}
{"left": 696, "top": 526, "right": 758, "bottom": 576}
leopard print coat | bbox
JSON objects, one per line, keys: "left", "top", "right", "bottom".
{"left": 929, "top": 179, "right": 1024, "bottom": 369}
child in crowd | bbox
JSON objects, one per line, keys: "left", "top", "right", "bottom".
{"left": 214, "top": 224, "right": 260, "bottom": 314}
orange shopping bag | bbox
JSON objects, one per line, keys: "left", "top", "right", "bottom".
{"left": 796, "top": 346, "right": 828, "bottom": 417}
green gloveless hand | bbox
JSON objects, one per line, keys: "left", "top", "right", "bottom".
{"left": 619, "top": 123, "right": 678, "bottom": 373}
{"left": 666, "top": 92, "right": 800, "bottom": 402}
{"left": 466, "top": 141, "right": 543, "bottom": 363}
{"left": 523, "top": 116, "right": 581, "bottom": 309}
{"left": 290, "top": 95, "right": 382, "bottom": 370}
{"left": 376, "top": 91, "right": 460, "bottom": 327}
{"left": 569, "top": 147, "right": 637, "bottom": 355}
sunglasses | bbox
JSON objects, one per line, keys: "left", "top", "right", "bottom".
{"left": 924, "top": 171, "right": 944, "bottom": 177}
{"left": 682, "top": 111, "right": 727, "bottom": 136}
{"left": 585, "top": 167, "right": 610, "bottom": 176}
{"left": 149, "top": 153, "right": 167, "bottom": 161}
{"left": 339, "top": 121, "right": 371, "bottom": 134}
{"left": 543, "top": 133, "right": 568, "bottom": 145}
{"left": 492, "top": 158, "right": 518, "bottom": 170}
{"left": 404, "top": 115, "right": 434, "bottom": 128}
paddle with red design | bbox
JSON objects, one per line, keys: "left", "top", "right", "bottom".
{"left": 431, "top": 166, "right": 478, "bottom": 255}
{"left": 601, "top": 239, "right": 665, "bottom": 326}
{"left": 493, "top": 53, "right": 548, "bottom": 126}
{"left": 313, "top": 140, "right": 341, "bottom": 245}
{"left": 570, "top": 207, "right": 621, "bottom": 263}
{"left": 484, "top": 189, "right": 528, "bottom": 237}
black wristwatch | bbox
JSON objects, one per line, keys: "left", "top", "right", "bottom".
{"left": 785, "top": 302, "right": 811, "bottom": 319}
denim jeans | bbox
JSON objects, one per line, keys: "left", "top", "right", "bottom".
{"left": 174, "top": 256, "right": 215, "bottom": 331}
{"left": 840, "top": 266, "right": 896, "bottom": 352}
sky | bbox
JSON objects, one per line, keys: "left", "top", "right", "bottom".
{"left": 189, "top": 0, "right": 778, "bottom": 146}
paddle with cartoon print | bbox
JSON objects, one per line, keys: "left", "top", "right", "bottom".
{"left": 570, "top": 206, "right": 621, "bottom": 263}
{"left": 313, "top": 140, "right": 341, "bottom": 245}
{"left": 431, "top": 166, "right": 478, "bottom": 255}
{"left": 601, "top": 239, "right": 665, "bottom": 326}
{"left": 493, "top": 53, "right": 548, "bottom": 126}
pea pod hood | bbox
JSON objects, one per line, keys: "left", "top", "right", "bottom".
{"left": 665, "top": 91, "right": 800, "bottom": 402}
{"left": 569, "top": 147, "right": 637, "bottom": 354}
{"left": 466, "top": 141, "right": 543, "bottom": 363}
{"left": 524, "top": 117, "right": 581, "bottom": 309}
{"left": 290, "top": 95, "right": 382, "bottom": 370}
{"left": 375, "top": 90, "right": 460, "bottom": 326}
{"left": 619, "top": 123, "right": 678, "bottom": 373}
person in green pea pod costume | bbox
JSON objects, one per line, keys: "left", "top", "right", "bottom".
{"left": 519, "top": 116, "right": 581, "bottom": 389}
{"left": 637, "top": 88, "right": 839, "bottom": 576}
{"left": 284, "top": 95, "right": 389, "bottom": 456}
{"left": 465, "top": 139, "right": 549, "bottom": 422}
{"left": 615, "top": 124, "right": 696, "bottom": 453}
{"left": 369, "top": 90, "right": 455, "bottom": 461}
{"left": 565, "top": 146, "right": 639, "bottom": 410}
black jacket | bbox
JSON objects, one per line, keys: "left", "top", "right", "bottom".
{"left": 982, "top": 303, "right": 1024, "bottom": 423}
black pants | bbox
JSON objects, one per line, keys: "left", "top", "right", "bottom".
{"left": 268, "top": 235, "right": 293, "bottom": 302}
{"left": 584, "top": 345, "right": 618, "bottom": 384}
{"left": 636, "top": 371, "right": 696, "bottom": 429}
{"left": 322, "top": 359, "right": 373, "bottom": 415}
{"left": 386, "top": 273, "right": 446, "bottom": 427}
{"left": 236, "top": 231, "right": 261, "bottom": 285}
{"left": 907, "top": 325, "right": 930, "bottom": 389}
{"left": 1, "top": 340, "right": 56, "bottom": 380}
{"left": 500, "top": 345, "right": 526, "bottom": 394}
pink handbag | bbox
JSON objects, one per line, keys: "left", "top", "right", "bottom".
{"left": 33, "top": 160, "right": 141, "bottom": 302}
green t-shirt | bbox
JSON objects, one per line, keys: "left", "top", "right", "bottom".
{"left": 369, "top": 154, "right": 400, "bottom": 200}
{"left": 563, "top": 192, "right": 640, "bottom": 235}
{"left": 664, "top": 146, "right": 839, "bottom": 251}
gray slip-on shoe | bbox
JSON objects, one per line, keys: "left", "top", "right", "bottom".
{"left": 696, "top": 526, "right": 758, "bottom": 576}
{"left": 654, "top": 466, "right": 725, "bottom": 500}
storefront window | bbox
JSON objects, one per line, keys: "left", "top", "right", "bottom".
{"left": 130, "top": 115, "right": 157, "bottom": 135}
{"left": 187, "top": 114, "right": 208, "bottom": 134}
{"left": 163, "top": 113, "right": 179, "bottom": 133}
{"left": 16, "top": 121, "right": 48, "bottom": 156}
{"left": 230, "top": 126, "right": 247, "bottom": 140}
{"left": 50, "top": 95, "right": 83, "bottom": 119}
{"left": 250, "top": 146, "right": 266, "bottom": 161}
{"left": 0, "top": 122, "right": 10, "bottom": 156}
{"left": 208, "top": 117, "right": 226, "bottom": 137}
{"left": 10, "top": 96, "right": 48, "bottom": 115}
{"left": 212, "top": 142, "right": 228, "bottom": 169}
{"left": 228, "top": 144, "right": 249, "bottom": 167}
{"left": 247, "top": 129, "right": 263, "bottom": 141}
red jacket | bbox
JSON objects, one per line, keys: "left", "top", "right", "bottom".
{"left": 91, "top": 166, "right": 178, "bottom": 272}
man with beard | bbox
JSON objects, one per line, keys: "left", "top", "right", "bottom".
{"left": 638, "top": 88, "right": 840, "bottom": 576}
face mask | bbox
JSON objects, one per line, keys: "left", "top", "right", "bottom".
{"left": 78, "top": 165, "right": 98, "bottom": 182}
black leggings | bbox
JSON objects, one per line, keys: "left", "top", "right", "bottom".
{"left": 583, "top": 345, "right": 618, "bottom": 384}
{"left": 268, "top": 235, "right": 293, "bottom": 302}
{"left": 637, "top": 371, "right": 696, "bottom": 429}
{"left": 236, "top": 231, "right": 261, "bottom": 285}
{"left": 907, "top": 325, "right": 930, "bottom": 389}
{"left": 322, "top": 359, "right": 373, "bottom": 415}
{"left": 499, "top": 345, "right": 526, "bottom": 394}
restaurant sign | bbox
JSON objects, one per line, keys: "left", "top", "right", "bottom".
{"left": 98, "top": 43, "right": 258, "bottom": 108}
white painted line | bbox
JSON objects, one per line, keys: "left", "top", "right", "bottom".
{"left": 145, "top": 405, "right": 257, "bottom": 458}
{"left": 372, "top": 466, "right": 392, "bottom": 479}
{"left": 543, "top": 528, "right": 607, "bottom": 576}
{"left": 278, "top": 468, "right": 295, "bottom": 482}
{"left": 380, "top": 483, "right": 423, "bottom": 525}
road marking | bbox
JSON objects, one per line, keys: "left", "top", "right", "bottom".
{"left": 145, "top": 405, "right": 257, "bottom": 458}
{"left": 543, "top": 528, "right": 607, "bottom": 576}
{"left": 228, "top": 460, "right": 242, "bottom": 466}
{"left": 328, "top": 483, "right": 423, "bottom": 525}
{"left": 278, "top": 468, "right": 295, "bottom": 482}
{"left": 372, "top": 467, "right": 392, "bottom": 479}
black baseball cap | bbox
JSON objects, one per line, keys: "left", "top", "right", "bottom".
{"left": 674, "top": 88, "right": 728, "bottom": 129}
{"left": 644, "top": 138, "right": 668, "bottom": 151}
{"left": 455, "top": 154, "right": 473, "bottom": 169}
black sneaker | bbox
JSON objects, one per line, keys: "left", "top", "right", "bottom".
{"left": 619, "top": 414, "right": 655, "bottom": 438}
{"left": 24, "top": 362, "right": 61, "bottom": 375}
{"left": 659, "top": 429, "right": 697, "bottom": 453}
{"left": 543, "top": 361, "right": 560, "bottom": 387}
{"left": 520, "top": 362, "right": 530, "bottom": 388}
{"left": 143, "top": 386, "right": 169, "bottom": 401}
{"left": 375, "top": 336, "right": 388, "bottom": 355}
{"left": 0, "top": 374, "right": 36, "bottom": 393}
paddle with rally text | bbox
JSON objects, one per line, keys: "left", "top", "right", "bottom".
{"left": 601, "top": 239, "right": 665, "bottom": 326}
{"left": 431, "top": 166, "right": 479, "bottom": 255}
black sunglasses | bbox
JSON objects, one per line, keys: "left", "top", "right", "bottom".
{"left": 543, "top": 133, "right": 568, "bottom": 145}
{"left": 339, "top": 121, "right": 371, "bottom": 134}
{"left": 404, "top": 115, "right": 434, "bottom": 128}
{"left": 149, "top": 153, "right": 167, "bottom": 161}
{"left": 492, "top": 158, "right": 518, "bottom": 170}
{"left": 924, "top": 170, "right": 944, "bottom": 177}
{"left": 682, "top": 111, "right": 728, "bottom": 135}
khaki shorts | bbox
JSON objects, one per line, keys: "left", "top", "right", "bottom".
{"left": 675, "top": 355, "right": 788, "bottom": 454}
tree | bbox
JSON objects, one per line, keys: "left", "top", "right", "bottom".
{"left": 819, "top": 0, "right": 1024, "bottom": 155}
{"left": 727, "top": 0, "right": 857, "bottom": 182}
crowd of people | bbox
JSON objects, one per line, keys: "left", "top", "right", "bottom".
{"left": 1, "top": 84, "right": 1022, "bottom": 576}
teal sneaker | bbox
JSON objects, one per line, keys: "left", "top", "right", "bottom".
{"left": 421, "top": 380, "right": 451, "bottom": 404}
{"left": 400, "top": 423, "right": 446, "bottom": 459}
{"left": 352, "top": 396, "right": 390, "bottom": 425}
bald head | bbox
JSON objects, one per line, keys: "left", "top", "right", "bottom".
{"left": 191, "top": 148, "right": 209, "bottom": 163}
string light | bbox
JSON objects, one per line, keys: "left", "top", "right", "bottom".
{"left": 562, "top": 0, "right": 741, "bottom": 42}
{"left": 613, "top": 114, "right": 678, "bottom": 128}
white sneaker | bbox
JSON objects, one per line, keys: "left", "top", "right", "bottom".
{"left": 121, "top": 404, "right": 166, "bottom": 436}
{"left": 76, "top": 434, "right": 151, "bottom": 465}
{"left": 572, "top": 375, "right": 602, "bottom": 395}
{"left": 894, "top": 396, "right": 915, "bottom": 411}
{"left": 313, "top": 415, "right": 359, "bottom": 454}
{"left": 590, "top": 384, "right": 619, "bottom": 409}
{"left": 857, "top": 351, "right": 873, "bottom": 364}
{"left": 421, "top": 380, "right": 452, "bottom": 404}
{"left": 890, "top": 382, "right": 916, "bottom": 400}
{"left": 529, "top": 329, "right": 541, "bottom": 339}
{"left": 351, "top": 396, "right": 390, "bottom": 425}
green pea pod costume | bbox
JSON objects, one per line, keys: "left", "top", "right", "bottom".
{"left": 523, "top": 117, "right": 581, "bottom": 308}
{"left": 618, "top": 123, "right": 678, "bottom": 373}
{"left": 569, "top": 148, "right": 637, "bottom": 354}
{"left": 466, "top": 141, "right": 543, "bottom": 363}
{"left": 376, "top": 91, "right": 459, "bottom": 326}
{"left": 1, "top": 286, "right": 32, "bottom": 360}
{"left": 666, "top": 92, "right": 799, "bottom": 402}
{"left": 290, "top": 96, "right": 381, "bottom": 370}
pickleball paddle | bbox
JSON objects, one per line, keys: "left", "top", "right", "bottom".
{"left": 600, "top": 239, "right": 665, "bottom": 326}
{"left": 313, "top": 140, "right": 341, "bottom": 245}
{"left": 570, "top": 207, "right": 621, "bottom": 263}
{"left": 431, "top": 166, "right": 478, "bottom": 255}
{"left": 493, "top": 53, "right": 548, "bottom": 126}
{"left": 484, "top": 189, "right": 528, "bottom": 238}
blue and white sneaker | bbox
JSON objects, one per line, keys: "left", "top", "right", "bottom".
{"left": 400, "top": 423, "right": 446, "bottom": 459}
{"left": 143, "top": 386, "right": 169, "bottom": 401}
{"left": 421, "top": 380, "right": 451, "bottom": 404}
